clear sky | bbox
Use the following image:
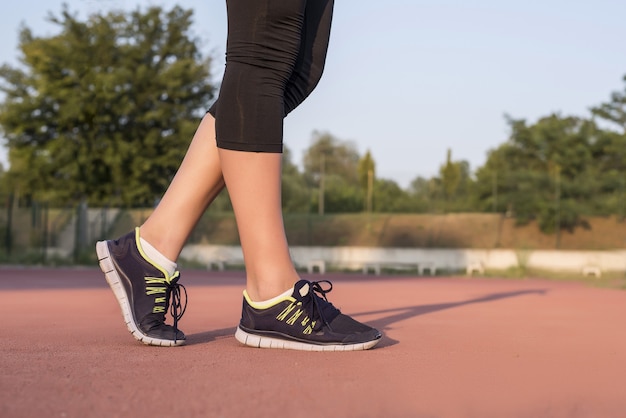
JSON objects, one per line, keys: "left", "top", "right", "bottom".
{"left": 1, "top": 0, "right": 625, "bottom": 188}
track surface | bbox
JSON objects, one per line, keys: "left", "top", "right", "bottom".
{"left": 2, "top": 267, "right": 625, "bottom": 418}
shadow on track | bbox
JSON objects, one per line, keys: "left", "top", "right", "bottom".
{"left": 354, "top": 289, "right": 548, "bottom": 348}
{"left": 186, "top": 327, "right": 237, "bottom": 345}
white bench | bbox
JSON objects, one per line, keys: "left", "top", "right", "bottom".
{"left": 296, "top": 260, "right": 360, "bottom": 274}
{"left": 418, "top": 262, "right": 437, "bottom": 275}
{"left": 207, "top": 259, "right": 245, "bottom": 271}
{"left": 207, "top": 260, "right": 225, "bottom": 271}
{"left": 361, "top": 262, "right": 436, "bottom": 275}
{"left": 466, "top": 261, "right": 485, "bottom": 276}
{"left": 362, "top": 262, "right": 381, "bottom": 275}
{"left": 362, "top": 262, "right": 419, "bottom": 275}
{"left": 582, "top": 265, "right": 601, "bottom": 278}
{"left": 306, "top": 260, "right": 326, "bottom": 274}
{"left": 362, "top": 262, "right": 421, "bottom": 275}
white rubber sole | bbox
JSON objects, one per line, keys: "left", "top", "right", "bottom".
{"left": 96, "top": 241, "right": 184, "bottom": 347}
{"left": 235, "top": 327, "right": 380, "bottom": 352}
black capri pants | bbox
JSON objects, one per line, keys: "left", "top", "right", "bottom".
{"left": 208, "top": 0, "right": 334, "bottom": 153}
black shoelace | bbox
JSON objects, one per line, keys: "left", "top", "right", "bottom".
{"left": 307, "top": 280, "right": 336, "bottom": 331}
{"left": 168, "top": 278, "right": 187, "bottom": 343}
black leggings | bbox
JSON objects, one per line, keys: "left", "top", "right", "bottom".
{"left": 208, "top": 0, "right": 334, "bottom": 153}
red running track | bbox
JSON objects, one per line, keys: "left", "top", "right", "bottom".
{"left": 1, "top": 267, "right": 625, "bottom": 417}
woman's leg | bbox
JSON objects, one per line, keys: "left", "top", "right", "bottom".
{"left": 138, "top": 0, "right": 332, "bottom": 271}
{"left": 140, "top": 113, "right": 225, "bottom": 261}
{"left": 97, "top": 0, "right": 380, "bottom": 349}
{"left": 217, "top": 0, "right": 380, "bottom": 351}
{"left": 219, "top": 150, "right": 296, "bottom": 301}
{"left": 212, "top": 0, "right": 309, "bottom": 300}
{"left": 96, "top": 113, "right": 224, "bottom": 346}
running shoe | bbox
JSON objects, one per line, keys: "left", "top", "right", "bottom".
{"left": 235, "top": 279, "right": 381, "bottom": 351}
{"left": 96, "top": 228, "right": 187, "bottom": 346}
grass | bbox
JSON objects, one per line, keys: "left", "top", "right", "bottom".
{"left": 186, "top": 212, "right": 626, "bottom": 250}
{"left": 477, "top": 266, "right": 626, "bottom": 290}
{"left": 3, "top": 210, "right": 626, "bottom": 289}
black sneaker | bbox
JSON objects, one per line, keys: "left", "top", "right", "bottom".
{"left": 235, "top": 279, "right": 381, "bottom": 351}
{"left": 96, "top": 228, "right": 187, "bottom": 347}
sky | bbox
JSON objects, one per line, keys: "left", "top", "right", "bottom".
{"left": 1, "top": 0, "right": 626, "bottom": 188}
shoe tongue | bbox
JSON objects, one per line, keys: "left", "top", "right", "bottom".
{"left": 293, "top": 279, "right": 311, "bottom": 298}
{"left": 293, "top": 279, "right": 341, "bottom": 324}
{"left": 298, "top": 283, "right": 309, "bottom": 297}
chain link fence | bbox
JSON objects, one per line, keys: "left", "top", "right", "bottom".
{"left": 0, "top": 197, "right": 120, "bottom": 264}
{"left": 3, "top": 199, "right": 625, "bottom": 266}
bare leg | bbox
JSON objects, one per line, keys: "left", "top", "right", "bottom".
{"left": 219, "top": 149, "right": 298, "bottom": 301}
{"left": 140, "top": 113, "right": 225, "bottom": 260}
{"left": 139, "top": 112, "right": 297, "bottom": 302}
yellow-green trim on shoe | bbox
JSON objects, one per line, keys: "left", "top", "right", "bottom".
{"left": 243, "top": 289, "right": 296, "bottom": 310}
{"left": 133, "top": 227, "right": 179, "bottom": 284}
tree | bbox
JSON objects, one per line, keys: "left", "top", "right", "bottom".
{"left": 440, "top": 148, "right": 461, "bottom": 199}
{"left": 357, "top": 149, "right": 375, "bottom": 212}
{"left": 408, "top": 176, "right": 438, "bottom": 212}
{"left": 590, "top": 75, "right": 626, "bottom": 219}
{"left": 591, "top": 74, "right": 626, "bottom": 132}
{"left": 373, "top": 178, "right": 415, "bottom": 213}
{"left": 303, "top": 131, "right": 360, "bottom": 185}
{"left": 281, "top": 145, "right": 310, "bottom": 213}
{"left": 583, "top": 128, "right": 626, "bottom": 218}
{"left": 474, "top": 114, "right": 599, "bottom": 235}
{"left": 0, "top": 5, "right": 216, "bottom": 206}
{"left": 310, "top": 174, "right": 363, "bottom": 213}
{"left": 302, "top": 131, "right": 362, "bottom": 213}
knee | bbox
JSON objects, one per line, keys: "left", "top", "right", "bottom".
{"left": 283, "top": 59, "right": 326, "bottom": 116}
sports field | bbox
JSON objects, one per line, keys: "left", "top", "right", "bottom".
{"left": 1, "top": 267, "right": 625, "bottom": 417}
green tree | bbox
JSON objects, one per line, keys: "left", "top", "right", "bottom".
{"left": 373, "top": 178, "right": 415, "bottom": 213}
{"left": 303, "top": 131, "right": 360, "bottom": 185}
{"left": 415, "top": 148, "right": 475, "bottom": 213}
{"left": 357, "top": 149, "right": 375, "bottom": 212}
{"left": 440, "top": 148, "right": 461, "bottom": 199}
{"left": 0, "top": 5, "right": 215, "bottom": 206}
{"left": 591, "top": 74, "right": 626, "bottom": 132}
{"left": 281, "top": 146, "right": 310, "bottom": 212}
{"left": 590, "top": 74, "right": 626, "bottom": 218}
{"left": 586, "top": 129, "right": 626, "bottom": 218}
{"left": 475, "top": 114, "right": 599, "bottom": 235}
{"left": 302, "top": 131, "right": 361, "bottom": 213}
{"left": 309, "top": 174, "right": 363, "bottom": 213}
{"left": 408, "top": 176, "right": 438, "bottom": 212}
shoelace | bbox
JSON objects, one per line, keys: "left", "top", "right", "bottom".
{"left": 167, "top": 274, "right": 188, "bottom": 343}
{"left": 306, "top": 280, "right": 336, "bottom": 331}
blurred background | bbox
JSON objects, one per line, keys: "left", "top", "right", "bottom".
{"left": 1, "top": 1, "right": 626, "bottom": 273}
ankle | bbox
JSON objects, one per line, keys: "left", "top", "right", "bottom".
{"left": 138, "top": 233, "right": 177, "bottom": 277}
{"left": 138, "top": 226, "right": 182, "bottom": 261}
{"left": 246, "top": 279, "right": 296, "bottom": 302}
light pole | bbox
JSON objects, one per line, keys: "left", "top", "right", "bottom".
{"left": 555, "top": 165, "right": 561, "bottom": 248}
{"left": 366, "top": 168, "right": 373, "bottom": 213}
{"left": 318, "top": 153, "right": 325, "bottom": 215}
